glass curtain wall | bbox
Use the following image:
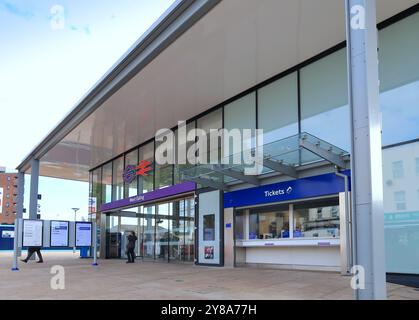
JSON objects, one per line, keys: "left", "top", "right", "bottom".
{"left": 258, "top": 72, "right": 299, "bottom": 145}
{"left": 197, "top": 109, "right": 223, "bottom": 164}
{"left": 139, "top": 142, "right": 154, "bottom": 194}
{"left": 155, "top": 130, "right": 174, "bottom": 190}
{"left": 300, "top": 49, "right": 350, "bottom": 152}
{"left": 124, "top": 148, "right": 139, "bottom": 198}
{"left": 105, "top": 197, "right": 195, "bottom": 263}
{"left": 224, "top": 93, "right": 256, "bottom": 158}
{"left": 379, "top": 12, "right": 419, "bottom": 274}
{"left": 112, "top": 156, "right": 124, "bottom": 201}
{"left": 91, "top": 168, "right": 101, "bottom": 212}
{"left": 174, "top": 121, "right": 196, "bottom": 185}
{"left": 101, "top": 162, "right": 112, "bottom": 204}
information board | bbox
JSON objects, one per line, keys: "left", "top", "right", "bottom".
{"left": 50, "top": 221, "right": 69, "bottom": 247}
{"left": 22, "top": 220, "right": 43, "bottom": 247}
{"left": 75, "top": 222, "right": 92, "bottom": 247}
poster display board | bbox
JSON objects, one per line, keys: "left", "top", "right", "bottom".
{"left": 75, "top": 222, "right": 92, "bottom": 247}
{"left": 50, "top": 221, "right": 69, "bottom": 247}
{"left": 22, "top": 220, "right": 43, "bottom": 247}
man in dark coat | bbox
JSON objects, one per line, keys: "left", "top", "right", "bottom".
{"left": 21, "top": 246, "right": 43, "bottom": 263}
{"left": 126, "top": 231, "right": 138, "bottom": 263}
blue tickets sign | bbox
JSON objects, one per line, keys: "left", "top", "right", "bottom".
{"left": 224, "top": 171, "right": 350, "bottom": 208}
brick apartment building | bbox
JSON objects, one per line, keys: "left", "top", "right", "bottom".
{"left": 0, "top": 167, "right": 18, "bottom": 225}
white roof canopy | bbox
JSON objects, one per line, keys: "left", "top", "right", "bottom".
{"left": 18, "top": 0, "right": 419, "bottom": 181}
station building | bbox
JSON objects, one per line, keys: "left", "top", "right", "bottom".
{"left": 16, "top": 0, "right": 419, "bottom": 281}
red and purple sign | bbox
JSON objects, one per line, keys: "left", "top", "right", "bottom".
{"left": 123, "top": 160, "right": 153, "bottom": 184}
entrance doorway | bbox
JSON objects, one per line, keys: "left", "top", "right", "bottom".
{"left": 105, "top": 197, "right": 195, "bottom": 263}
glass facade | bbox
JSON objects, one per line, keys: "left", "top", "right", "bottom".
{"left": 293, "top": 201, "right": 340, "bottom": 239}
{"left": 101, "top": 162, "right": 112, "bottom": 205}
{"left": 237, "top": 199, "right": 339, "bottom": 241}
{"left": 104, "top": 197, "right": 194, "bottom": 263}
{"left": 124, "top": 149, "right": 138, "bottom": 198}
{"left": 258, "top": 72, "right": 299, "bottom": 145}
{"left": 224, "top": 92, "right": 256, "bottom": 156}
{"left": 379, "top": 12, "right": 419, "bottom": 274}
{"left": 89, "top": 10, "right": 419, "bottom": 273}
{"left": 300, "top": 49, "right": 350, "bottom": 152}
{"left": 112, "top": 156, "right": 124, "bottom": 201}
{"left": 139, "top": 142, "right": 154, "bottom": 194}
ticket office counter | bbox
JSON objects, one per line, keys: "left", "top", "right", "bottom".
{"left": 233, "top": 195, "right": 349, "bottom": 272}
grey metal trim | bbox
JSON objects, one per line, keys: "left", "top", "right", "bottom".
{"left": 262, "top": 158, "right": 298, "bottom": 179}
{"left": 300, "top": 137, "right": 346, "bottom": 169}
{"left": 211, "top": 165, "right": 260, "bottom": 186}
{"left": 16, "top": 0, "right": 221, "bottom": 172}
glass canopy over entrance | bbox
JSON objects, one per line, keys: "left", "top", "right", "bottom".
{"left": 180, "top": 133, "right": 350, "bottom": 191}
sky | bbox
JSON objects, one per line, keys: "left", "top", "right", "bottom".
{"left": 0, "top": 0, "right": 175, "bottom": 221}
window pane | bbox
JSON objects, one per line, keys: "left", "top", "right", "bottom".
{"left": 379, "top": 10, "right": 419, "bottom": 147}
{"left": 155, "top": 130, "right": 174, "bottom": 190}
{"left": 112, "top": 156, "right": 124, "bottom": 201}
{"left": 380, "top": 12, "right": 419, "bottom": 275}
{"left": 293, "top": 201, "right": 340, "bottom": 238}
{"left": 300, "top": 49, "right": 350, "bottom": 151}
{"left": 142, "top": 205, "right": 155, "bottom": 259}
{"left": 124, "top": 149, "right": 138, "bottom": 197}
{"left": 91, "top": 168, "right": 101, "bottom": 211}
{"left": 139, "top": 142, "right": 154, "bottom": 193}
{"left": 249, "top": 213, "right": 258, "bottom": 240}
{"left": 203, "top": 214, "right": 215, "bottom": 241}
{"left": 224, "top": 92, "right": 256, "bottom": 156}
{"left": 235, "top": 211, "right": 245, "bottom": 240}
{"left": 101, "top": 163, "right": 112, "bottom": 204}
{"left": 392, "top": 161, "right": 404, "bottom": 179}
{"left": 258, "top": 72, "right": 298, "bottom": 144}
{"left": 249, "top": 205, "right": 290, "bottom": 240}
{"left": 197, "top": 109, "right": 223, "bottom": 164}
{"left": 174, "top": 121, "right": 196, "bottom": 185}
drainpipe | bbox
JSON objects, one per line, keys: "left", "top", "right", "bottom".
{"left": 334, "top": 167, "right": 353, "bottom": 274}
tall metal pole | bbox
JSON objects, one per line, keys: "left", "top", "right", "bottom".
{"left": 345, "top": 0, "right": 387, "bottom": 299}
{"left": 28, "top": 159, "right": 40, "bottom": 261}
{"left": 29, "top": 159, "right": 39, "bottom": 220}
{"left": 92, "top": 221, "right": 98, "bottom": 266}
{"left": 11, "top": 219, "right": 19, "bottom": 271}
{"left": 72, "top": 208, "right": 80, "bottom": 253}
{"left": 16, "top": 171, "right": 25, "bottom": 257}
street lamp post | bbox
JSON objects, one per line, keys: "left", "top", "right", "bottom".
{"left": 71, "top": 208, "right": 80, "bottom": 253}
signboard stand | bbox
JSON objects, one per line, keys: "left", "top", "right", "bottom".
{"left": 11, "top": 219, "right": 98, "bottom": 271}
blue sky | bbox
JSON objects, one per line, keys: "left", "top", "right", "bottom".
{"left": 0, "top": 0, "right": 175, "bottom": 221}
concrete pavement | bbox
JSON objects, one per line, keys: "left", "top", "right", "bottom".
{"left": 0, "top": 252, "right": 418, "bottom": 300}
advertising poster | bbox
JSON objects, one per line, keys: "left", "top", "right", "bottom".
{"left": 0, "top": 187, "right": 3, "bottom": 214}
{"left": 204, "top": 246, "right": 214, "bottom": 260}
{"left": 88, "top": 197, "right": 97, "bottom": 213}
{"left": 2, "top": 230, "right": 14, "bottom": 238}
{"left": 23, "top": 220, "right": 43, "bottom": 247}
{"left": 75, "top": 222, "right": 92, "bottom": 247}
{"left": 50, "top": 221, "right": 69, "bottom": 247}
